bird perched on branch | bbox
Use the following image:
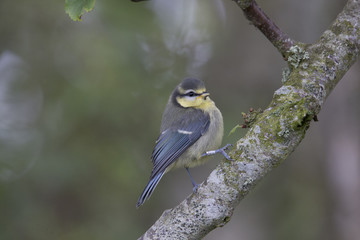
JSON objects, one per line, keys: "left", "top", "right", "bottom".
{"left": 136, "top": 78, "right": 232, "bottom": 208}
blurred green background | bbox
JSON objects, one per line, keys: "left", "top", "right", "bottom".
{"left": 0, "top": 0, "right": 359, "bottom": 239}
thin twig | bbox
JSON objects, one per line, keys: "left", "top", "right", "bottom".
{"left": 234, "top": 0, "right": 296, "bottom": 59}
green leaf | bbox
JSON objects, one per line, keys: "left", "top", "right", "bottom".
{"left": 65, "top": 0, "right": 95, "bottom": 21}
{"left": 228, "top": 125, "right": 242, "bottom": 136}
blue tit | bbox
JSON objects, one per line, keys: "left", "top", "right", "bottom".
{"left": 136, "top": 78, "right": 232, "bottom": 208}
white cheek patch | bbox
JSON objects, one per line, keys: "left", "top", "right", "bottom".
{"left": 178, "top": 129, "right": 193, "bottom": 135}
{"left": 184, "top": 96, "right": 197, "bottom": 101}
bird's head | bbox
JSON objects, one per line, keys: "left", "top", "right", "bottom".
{"left": 172, "top": 78, "right": 213, "bottom": 110}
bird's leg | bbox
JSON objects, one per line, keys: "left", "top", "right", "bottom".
{"left": 185, "top": 167, "right": 199, "bottom": 193}
{"left": 201, "top": 143, "right": 234, "bottom": 161}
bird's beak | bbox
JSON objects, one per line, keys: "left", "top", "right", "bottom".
{"left": 201, "top": 92, "right": 210, "bottom": 100}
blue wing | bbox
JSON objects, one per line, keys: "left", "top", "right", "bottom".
{"left": 136, "top": 109, "right": 210, "bottom": 207}
{"left": 150, "top": 111, "right": 210, "bottom": 177}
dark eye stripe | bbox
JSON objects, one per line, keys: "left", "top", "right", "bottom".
{"left": 181, "top": 91, "right": 201, "bottom": 97}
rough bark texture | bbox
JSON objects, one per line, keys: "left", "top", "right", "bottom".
{"left": 139, "top": 0, "right": 360, "bottom": 239}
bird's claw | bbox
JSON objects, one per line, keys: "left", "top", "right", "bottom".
{"left": 222, "top": 143, "right": 233, "bottom": 151}
{"left": 220, "top": 149, "right": 234, "bottom": 161}
{"left": 201, "top": 143, "right": 234, "bottom": 161}
{"left": 220, "top": 144, "right": 234, "bottom": 161}
{"left": 192, "top": 184, "right": 199, "bottom": 193}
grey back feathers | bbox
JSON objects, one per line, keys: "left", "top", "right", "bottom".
{"left": 136, "top": 107, "right": 210, "bottom": 207}
{"left": 152, "top": 108, "right": 210, "bottom": 176}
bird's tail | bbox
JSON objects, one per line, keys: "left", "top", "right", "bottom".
{"left": 136, "top": 171, "right": 165, "bottom": 208}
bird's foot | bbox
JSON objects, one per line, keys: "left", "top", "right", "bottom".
{"left": 185, "top": 167, "right": 199, "bottom": 193}
{"left": 201, "top": 144, "right": 234, "bottom": 161}
{"left": 192, "top": 183, "right": 199, "bottom": 193}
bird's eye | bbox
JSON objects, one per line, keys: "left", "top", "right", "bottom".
{"left": 187, "top": 91, "right": 196, "bottom": 97}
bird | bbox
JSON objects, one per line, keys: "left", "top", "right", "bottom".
{"left": 136, "top": 77, "right": 232, "bottom": 208}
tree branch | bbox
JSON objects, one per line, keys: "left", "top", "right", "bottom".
{"left": 233, "top": 0, "right": 296, "bottom": 59}
{"left": 139, "top": 0, "right": 360, "bottom": 239}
